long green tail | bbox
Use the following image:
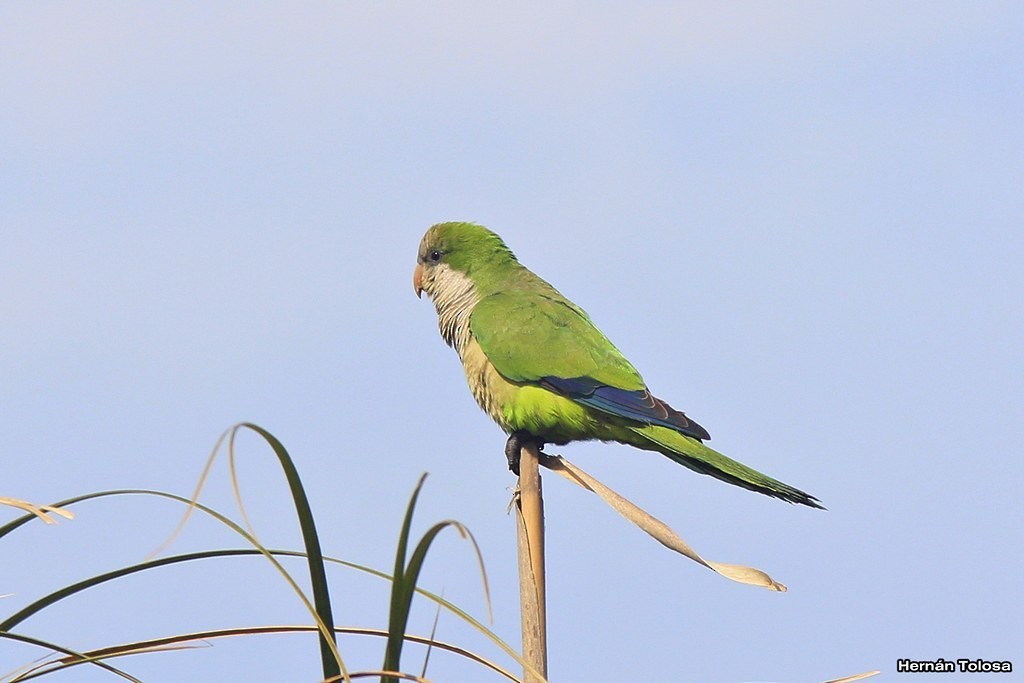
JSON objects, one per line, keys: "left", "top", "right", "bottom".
{"left": 628, "top": 424, "right": 824, "bottom": 509}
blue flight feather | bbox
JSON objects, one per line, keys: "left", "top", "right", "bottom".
{"left": 540, "top": 376, "right": 711, "bottom": 441}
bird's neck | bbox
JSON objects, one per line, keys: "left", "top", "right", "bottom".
{"left": 431, "top": 266, "right": 480, "bottom": 357}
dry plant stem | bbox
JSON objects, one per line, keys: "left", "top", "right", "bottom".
{"left": 515, "top": 442, "right": 548, "bottom": 683}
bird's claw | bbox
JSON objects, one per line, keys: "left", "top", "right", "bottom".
{"left": 505, "top": 431, "right": 545, "bottom": 476}
{"left": 505, "top": 432, "right": 524, "bottom": 475}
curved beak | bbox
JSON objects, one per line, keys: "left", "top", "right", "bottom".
{"left": 413, "top": 263, "right": 424, "bottom": 298}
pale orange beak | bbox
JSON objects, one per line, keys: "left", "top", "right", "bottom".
{"left": 413, "top": 263, "right": 424, "bottom": 298}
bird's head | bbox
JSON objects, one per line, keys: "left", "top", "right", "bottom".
{"left": 414, "top": 221, "right": 517, "bottom": 300}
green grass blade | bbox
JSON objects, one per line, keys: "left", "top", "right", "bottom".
{"left": 232, "top": 423, "right": 339, "bottom": 682}
{"left": 383, "top": 520, "right": 461, "bottom": 681}
{"left": 3, "top": 532, "right": 521, "bottom": 681}
{"left": 0, "top": 549, "right": 265, "bottom": 632}
{"left": 1, "top": 489, "right": 346, "bottom": 677}
{"left": 402, "top": 522, "right": 465, "bottom": 615}
{"left": 0, "top": 490, "right": 134, "bottom": 541}
{"left": 383, "top": 476, "right": 490, "bottom": 683}
{"left": 3, "top": 483, "right": 511, "bottom": 680}
{"left": 383, "top": 474, "right": 428, "bottom": 682}
{"left": 392, "top": 474, "right": 428, "bottom": 584}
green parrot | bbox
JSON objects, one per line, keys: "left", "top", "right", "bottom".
{"left": 414, "top": 221, "right": 822, "bottom": 508}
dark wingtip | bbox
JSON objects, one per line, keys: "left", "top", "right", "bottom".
{"left": 687, "top": 417, "right": 711, "bottom": 441}
{"left": 785, "top": 489, "right": 827, "bottom": 510}
{"left": 644, "top": 391, "right": 711, "bottom": 441}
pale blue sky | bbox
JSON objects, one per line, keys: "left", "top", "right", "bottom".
{"left": 2, "top": 3, "right": 1022, "bottom": 681}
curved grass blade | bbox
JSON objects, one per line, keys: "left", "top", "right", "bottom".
{"left": 12, "top": 626, "right": 517, "bottom": 683}
{"left": 143, "top": 423, "right": 341, "bottom": 679}
{"left": 0, "top": 489, "right": 347, "bottom": 679}
{"left": 0, "top": 491, "right": 512, "bottom": 683}
{"left": 8, "top": 640, "right": 207, "bottom": 683}
{"left": 146, "top": 428, "right": 231, "bottom": 558}
{"left": 0, "top": 631, "right": 141, "bottom": 683}
{"left": 3, "top": 529, "right": 517, "bottom": 681}
{"left": 231, "top": 423, "right": 339, "bottom": 681}
{"left": 385, "top": 520, "right": 475, "bottom": 680}
{"left": 383, "top": 475, "right": 493, "bottom": 683}
{"left": 383, "top": 474, "right": 429, "bottom": 682}
{"left": 0, "top": 549, "right": 268, "bottom": 632}
{"left": 333, "top": 672, "right": 427, "bottom": 682}
{"left": 420, "top": 594, "right": 443, "bottom": 679}
{"left": 319, "top": 552, "right": 520, "bottom": 678}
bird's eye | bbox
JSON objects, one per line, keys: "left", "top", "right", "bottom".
{"left": 429, "top": 250, "right": 442, "bottom": 262}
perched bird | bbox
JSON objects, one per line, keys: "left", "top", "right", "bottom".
{"left": 414, "top": 221, "right": 822, "bottom": 508}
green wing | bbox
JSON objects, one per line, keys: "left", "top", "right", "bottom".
{"left": 471, "top": 290, "right": 712, "bottom": 441}
{"left": 470, "top": 291, "right": 645, "bottom": 390}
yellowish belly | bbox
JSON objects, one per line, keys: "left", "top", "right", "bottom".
{"left": 459, "top": 337, "right": 600, "bottom": 443}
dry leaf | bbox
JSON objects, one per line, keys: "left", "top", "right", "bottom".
{"left": 824, "top": 670, "right": 881, "bottom": 682}
{"left": 537, "top": 455, "right": 786, "bottom": 591}
{"left": 0, "top": 496, "right": 75, "bottom": 524}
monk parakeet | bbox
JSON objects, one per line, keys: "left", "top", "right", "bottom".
{"left": 414, "top": 221, "right": 822, "bottom": 508}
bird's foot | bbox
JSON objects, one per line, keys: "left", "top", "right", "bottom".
{"left": 505, "top": 431, "right": 545, "bottom": 476}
